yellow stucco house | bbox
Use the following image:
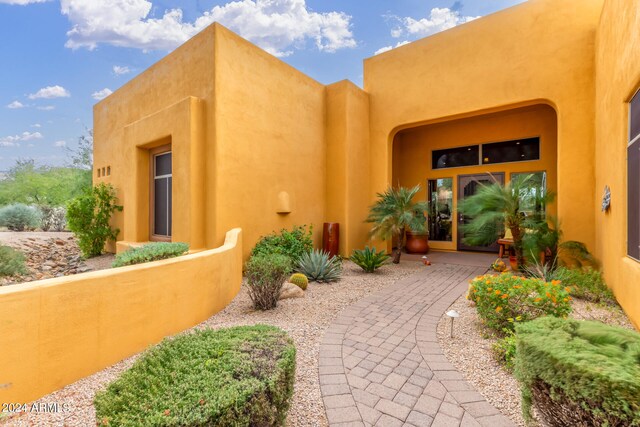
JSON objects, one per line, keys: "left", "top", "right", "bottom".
{"left": 94, "top": 0, "right": 640, "bottom": 327}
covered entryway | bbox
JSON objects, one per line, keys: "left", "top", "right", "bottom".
{"left": 392, "top": 104, "right": 558, "bottom": 253}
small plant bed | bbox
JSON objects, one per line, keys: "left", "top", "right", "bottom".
{"left": 95, "top": 325, "right": 296, "bottom": 426}
{"left": 437, "top": 281, "right": 635, "bottom": 426}
{"left": 112, "top": 242, "right": 189, "bottom": 267}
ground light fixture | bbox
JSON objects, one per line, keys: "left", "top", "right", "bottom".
{"left": 446, "top": 309, "right": 460, "bottom": 338}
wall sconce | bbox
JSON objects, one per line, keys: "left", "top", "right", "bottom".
{"left": 601, "top": 185, "right": 611, "bottom": 212}
{"left": 276, "top": 191, "right": 291, "bottom": 214}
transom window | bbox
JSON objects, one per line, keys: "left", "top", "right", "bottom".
{"left": 628, "top": 91, "right": 640, "bottom": 260}
{"left": 432, "top": 137, "right": 540, "bottom": 169}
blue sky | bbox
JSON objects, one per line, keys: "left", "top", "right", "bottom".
{"left": 0, "top": 0, "right": 523, "bottom": 171}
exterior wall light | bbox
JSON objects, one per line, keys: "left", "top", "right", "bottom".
{"left": 446, "top": 309, "right": 460, "bottom": 338}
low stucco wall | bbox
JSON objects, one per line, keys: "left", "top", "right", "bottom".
{"left": 0, "top": 228, "right": 243, "bottom": 404}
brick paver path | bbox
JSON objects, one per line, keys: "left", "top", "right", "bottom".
{"left": 319, "top": 263, "right": 515, "bottom": 427}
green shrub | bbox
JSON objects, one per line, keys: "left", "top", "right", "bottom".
{"left": 0, "top": 245, "right": 27, "bottom": 276}
{"left": 492, "top": 329, "right": 517, "bottom": 371}
{"left": 550, "top": 267, "right": 615, "bottom": 304}
{"left": 112, "top": 242, "right": 189, "bottom": 268}
{"left": 350, "top": 246, "right": 390, "bottom": 273}
{"left": 515, "top": 317, "right": 640, "bottom": 426}
{"left": 67, "top": 183, "right": 122, "bottom": 258}
{"left": 297, "top": 249, "right": 342, "bottom": 283}
{"left": 245, "top": 254, "right": 293, "bottom": 310}
{"left": 289, "top": 273, "right": 308, "bottom": 290}
{"left": 251, "top": 225, "right": 313, "bottom": 263}
{"left": 95, "top": 325, "right": 296, "bottom": 427}
{"left": 0, "top": 204, "right": 40, "bottom": 231}
{"left": 467, "top": 273, "right": 572, "bottom": 332}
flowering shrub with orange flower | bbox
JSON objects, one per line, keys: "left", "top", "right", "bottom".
{"left": 467, "top": 273, "right": 572, "bottom": 332}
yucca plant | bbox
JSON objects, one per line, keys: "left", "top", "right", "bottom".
{"left": 350, "top": 246, "right": 390, "bottom": 273}
{"left": 366, "top": 185, "right": 429, "bottom": 264}
{"left": 458, "top": 174, "right": 555, "bottom": 268}
{"left": 297, "top": 249, "right": 342, "bottom": 283}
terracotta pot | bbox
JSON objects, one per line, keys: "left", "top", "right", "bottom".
{"left": 405, "top": 231, "right": 429, "bottom": 254}
{"left": 509, "top": 255, "right": 519, "bottom": 271}
{"left": 322, "top": 223, "right": 340, "bottom": 258}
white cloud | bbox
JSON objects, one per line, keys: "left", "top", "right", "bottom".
{"left": 28, "top": 85, "right": 71, "bottom": 99}
{"left": 0, "top": 131, "right": 43, "bottom": 147}
{"left": 60, "top": 0, "right": 356, "bottom": 57}
{"left": 31, "top": 123, "right": 41, "bottom": 128}
{"left": 6, "top": 100, "right": 25, "bottom": 109}
{"left": 374, "top": 40, "right": 410, "bottom": 55}
{"left": 53, "top": 140, "right": 67, "bottom": 147}
{"left": 37, "top": 105, "right": 55, "bottom": 111}
{"left": 92, "top": 88, "right": 113, "bottom": 100}
{"left": 0, "top": 0, "right": 50, "bottom": 4}
{"left": 392, "top": 7, "right": 479, "bottom": 39}
{"left": 113, "top": 65, "right": 131, "bottom": 75}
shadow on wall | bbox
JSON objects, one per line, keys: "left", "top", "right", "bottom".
{"left": 0, "top": 228, "right": 243, "bottom": 404}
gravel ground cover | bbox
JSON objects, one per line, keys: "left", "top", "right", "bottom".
{"left": 437, "top": 290, "right": 635, "bottom": 427}
{"left": 1, "top": 260, "right": 422, "bottom": 427}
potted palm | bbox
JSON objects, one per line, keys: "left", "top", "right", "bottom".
{"left": 366, "top": 185, "right": 429, "bottom": 264}
{"left": 458, "top": 174, "right": 554, "bottom": 270}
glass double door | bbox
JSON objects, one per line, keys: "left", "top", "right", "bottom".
{"left": 457, "top": 173, "right": 504, "bottom": 252}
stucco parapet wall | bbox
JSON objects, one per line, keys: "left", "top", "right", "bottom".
{"left": 0, "top": 228, "right": 243, "bottom": 404}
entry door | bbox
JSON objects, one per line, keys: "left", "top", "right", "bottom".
{"left": 457, "top": 173, "right": 504, "bottom": 252}
{"left": 151, "top": 150, "right": 172, "bottom": 240}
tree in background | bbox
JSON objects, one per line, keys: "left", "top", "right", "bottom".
{"left": 0, "top": 129, "right": 93, "bottom": 207}
{"left": 67, "top": 128, "right": 93, "bottom": 193}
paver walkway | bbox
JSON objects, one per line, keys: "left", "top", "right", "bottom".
{"left": 319, "top": 261, "right": 515, "bottom": 427}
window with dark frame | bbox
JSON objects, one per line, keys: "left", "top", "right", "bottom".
{"left": 628, "top": 91, "right": 640, "bottom": 260}
{"left": 482, "top": 137, "right": 540, "bottom": 164}
{"left": 153, "top": 151, "right": 172, "bottom": 238}
{"left": 432, "top": 145, "right": 479, "bottom": 169}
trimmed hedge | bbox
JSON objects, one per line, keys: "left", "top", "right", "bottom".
{"left": 95, "top": 325, "right": 296, "bottom": 426}
{"left": 515, "top": 317, "right": 640, "bottom": 427}
{"left": 467, "top": 273, "right": 572, "bottom": 332}
{"left": 112, "top": 242, "right": 189, "bottom": 267}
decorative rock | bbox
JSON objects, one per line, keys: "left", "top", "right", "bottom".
{"left": 279, "top": 282, "right": 305, "bottom": 300}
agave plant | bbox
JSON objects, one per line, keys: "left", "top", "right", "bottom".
{"left": 458, "top": 174, "right": 555, "bottom": 268}
{"left": 350, "top": 246, "right": 390, "bottom": 273}
{"left": 297, "top": 249, "right": 342, "bottom": 282}
{"left": 366, "top": 185, "right": 429, "bottom": 264}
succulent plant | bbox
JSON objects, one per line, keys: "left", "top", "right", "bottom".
{"left": 297, "top": 249, "right": 342, "bottom": 283}
{"left": 350, "top": 246, "right": 390, "bottom": 273}
{"left": 289, "top": 273, "right": 309, "bottom": 290}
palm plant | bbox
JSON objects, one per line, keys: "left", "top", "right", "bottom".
{"left": 366, "top": 185, "right": 429, "bottom": 264}
{"left": 458, "top": 174, "right": 555, "bottom": 268}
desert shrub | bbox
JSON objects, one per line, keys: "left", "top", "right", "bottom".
{"left": 350, "top": 246, "right": 390, "bottom": 273}
{"left": 289, "top": 273, "right": 308, "bottom": 290}
{"left": 550, "top": 267, "right": 615, "bottom": 304}
{"left": 67, "top": 183, "right": 122, "bottom": 258}
{"left": 467, "top": 273, "right": 571, "bottom": 332}
{"left": 95, "top": 325, "right": 296, "bottom": 427}
{"left": 492, "top": 329, "right": 517, "bottom": 371}
{"left": 245, "top": 254, "right": 292, "bottom": 310}
{"left": 0, "top": 204, "right": 40, "bottom": 231}
{"left": 515, "top": 317, "right": 640, "bottom": 426}
{"left": 250, "top": 225, "right": 313, "bottom": 263}
{"left": 39, "top": 205, "right": 66, "bottom": 232}
{"left": 0, "top": 245, "right": 27, "bottom": 276}
{"left": 112, "top": 242, "right": 189, "bottom": 268}
{"left": 297, "top": 249, "right": 342, "bottom": 283}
